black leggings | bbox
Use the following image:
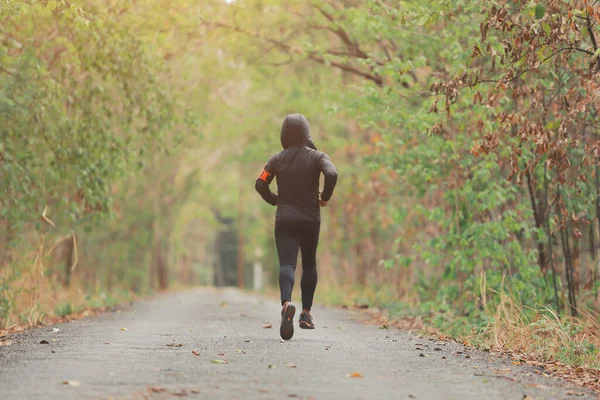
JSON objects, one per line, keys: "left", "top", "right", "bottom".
{"left": 275, "top": 222, "right": 320, "bottom": 311}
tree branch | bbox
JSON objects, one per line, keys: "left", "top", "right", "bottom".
{"left": 586, "top": 13, "right": 600, "bottom": 71}
{"left": 477, "top": 47, "right": 594, "bottom": 85}
{"left": 314, "top": 5, "right": 369, "bottom": 60}
{"left": 587, "top": 14, "right": 598, "bottom": 51}
{"left": 207, "top": 21, "right": 383, "bottom": 86}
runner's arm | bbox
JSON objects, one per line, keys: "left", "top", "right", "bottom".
{"left": 319, "top": 153, "right": 338, "bottom": 201}
{"left": 255, "top": 156, "right": 278, "bottom": 206}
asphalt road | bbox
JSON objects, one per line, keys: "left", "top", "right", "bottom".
{"left": 0, "top": 288, "right": 596, "bottom": 400}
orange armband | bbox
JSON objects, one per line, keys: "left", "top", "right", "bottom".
{"left": 258, "top": 169, "right": 272, "bottom": 183}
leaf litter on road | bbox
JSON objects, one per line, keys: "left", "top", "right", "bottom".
{"left": 211, "top": 359, "right": 228, "bottom": 364}
{"left": 262, "top": 323, "right": 272, "bottom": 329}
{"left": 62, "top": 380, "right": 80, "bottom": 387}
{"left": 345, "top": 372, "right": 363, "bottom": 378}
{"left": 172, "top": 389, "right": 188, "bottom": 397}
{"left": 285, "top": 363, "right": 297, "bottom": 368}
{"left": 167, "top": 343, "right": 183, "bottom": 347}
{"left": 192, "top": 350, "right": 200, "bottom": 356}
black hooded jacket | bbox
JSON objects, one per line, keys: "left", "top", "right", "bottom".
{"left": 255, "top": 114, "right": 338, "bottom": 223}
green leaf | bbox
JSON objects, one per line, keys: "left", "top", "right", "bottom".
{"left": 542, "top": 23, "right": 551, "bottom": 36}
{"left": 535, "top": 4, "right": 546, "bottom": 19}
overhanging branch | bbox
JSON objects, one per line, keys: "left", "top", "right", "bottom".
{"left": 207, "top": 21, "right": 383, "bottom": 86}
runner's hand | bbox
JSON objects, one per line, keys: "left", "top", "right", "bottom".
{"left": 319, "top": 199, "right": 328, "bottom": 207}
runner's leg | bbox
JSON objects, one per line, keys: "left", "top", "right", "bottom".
{"left": 275, "top": 223, "right": 300, "bottom": 305}
{"left": 299, "top": 222, "right": 320, "bottom": 312}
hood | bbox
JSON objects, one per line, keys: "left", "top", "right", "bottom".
{"left": 280, "top": 114, "right": 317, "bottom": 150}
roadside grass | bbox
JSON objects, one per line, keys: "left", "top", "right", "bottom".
{"left": 0, "top": 263, "right": 134, "bottom": 331}
{"left": 313, "top": 281, "right": 600, "bottom": 370}
{"left": 474, "top": 291, "right": 600, "bottom": 369}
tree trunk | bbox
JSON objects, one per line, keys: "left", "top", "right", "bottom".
{"left": 560, "top": 221, "right": 578, "bottom": 317}
{"left": 156, "top": 242, "right": 168, "bottom": 290}
{"left": 543, "top": 162, "right": 560, "bottom": 315}
{"left": 572, "top": 232, "right": 580, "bottom": 298}
{"left": 237, "top": 183, "right": 245, "bottom": 289}
{"left": 63, "top": 235, "right": 74, "bottom": 288}
{"left": 595, "top": 157, "right": 600, "bottom": 303}
{"left": 355, "top": 241, "right": 367, "bottom": 286}
{"left": 526, "top": 170, "right": 548, "bottom": 273}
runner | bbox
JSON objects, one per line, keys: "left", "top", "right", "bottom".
{"left": 255, "top": 114, "right": 338, "bottom": 340}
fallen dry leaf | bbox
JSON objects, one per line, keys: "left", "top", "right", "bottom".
{"left": 172, "top": 389, "right": 188, "bottom": 397}
{"left": 192, "top": 350, "right": 200, "bottom": 356}
{"left": 285, "top": 363, "right": 297, "bottom": 368}
{"left": 190, "top": 389, "right": 200, "bottom": 394}
{"left": 120, "top": 328, "right": 128, "bottom": 331}
{"left": 237, "top": 349, "right": 246, "bottom": 354}
{"left": 211, "top": 359, "right": 228, "bottom": 364}
{"left": 149, "top": 387, "right": 167, "bottom": 393}
{"left": 564, "top": 390, "right": 585, "bottom": 396}
{"left": 526, "top": 383, "right": 547, "bottom": 390}
{"left": 166, "top": 343, "right": 183, "bottom": 347}
{"left": 348, "top": 372, "right": 363, "bottom": 378}
{"left": 62, "top": 380, "right": 80, "bottom": 387}
{"left": 263, "top": 324, "right": 272, "bottom": 329}
{"left": 40, "top": 340, "right": 49, "bottom": 344}
{"left": 267, "top": 364, "right": 275, "bottom": 369}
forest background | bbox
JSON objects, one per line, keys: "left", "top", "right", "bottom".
{"left": 2, "top": 0, "right": 600, "bottom": 373}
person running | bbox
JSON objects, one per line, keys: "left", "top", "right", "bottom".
{"left": 255, "top": 114, "right": 338, "bottom": 340}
